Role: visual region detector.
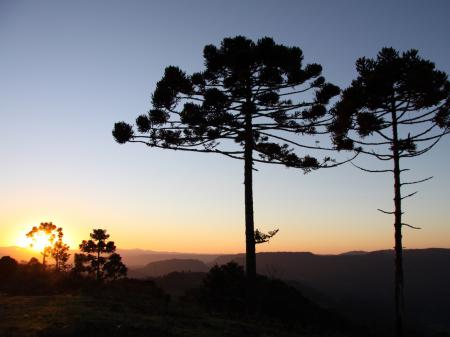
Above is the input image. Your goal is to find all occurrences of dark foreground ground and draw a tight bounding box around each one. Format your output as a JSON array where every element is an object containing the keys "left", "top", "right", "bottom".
[
  {"left": 3, "top": 255, "right": 447, "bottom": 337},
  {"left": 0, "top": 294, "right": 354, "bottom": 337}
]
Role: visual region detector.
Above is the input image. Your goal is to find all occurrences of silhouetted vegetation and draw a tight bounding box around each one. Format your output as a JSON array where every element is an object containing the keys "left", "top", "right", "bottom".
[
  {"left": 73, "top": 229, "right": 127, "bottom": 281},
  {"left": 26, "top": 222, "right": 69, "bottom": 268},
  {"left": 254, "top": 228, "right": 279, "bottom": 244},
  {"left": 194, "top": 262, "right": 351, "bottom": 330},
  {"left": 0, "top": 255, "right": 18, "bottom": 275},
  {"left": 51, "top": 228, "right": 71, "bottom": 272},
  {"left": 331, "top": 48, "right": 450, "bottom": 337}
]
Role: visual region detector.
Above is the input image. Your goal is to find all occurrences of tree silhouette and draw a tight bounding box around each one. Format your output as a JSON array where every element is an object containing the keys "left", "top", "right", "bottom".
[
  {"left": 26, "top": 222, "right": 60, "bottom": 268},
  {"left": 51, "top": 228, "right": 71, "bottom": 272},
  {"left": 254, "top": 228, "right": 279, "bottom": 244},
  {"left": 77, "top": 229, "right": 126, "bottom": 281},
  {"left": 0, "top": 256, "right": 18, "bottom": 278},
  {"left": 113, "top": 36, "right": 341, "bottom": 292},
  {"left": 26, "top": 257, "right": 42, "bottom": 273},
  {"left": 104, "top": 253, "right": 127, "bottom": 280},
  {"left": 330, "top": 48, "right": 450, "bottom": 337},
  {"left": 72, "top": 253, "right": 89, "bottom": 277}
]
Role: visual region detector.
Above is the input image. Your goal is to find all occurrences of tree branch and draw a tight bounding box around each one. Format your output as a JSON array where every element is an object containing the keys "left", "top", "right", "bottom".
[
  {"left": 351, "top": 162, "right": 392, "bottom": 173},
  {"left": 402, "top": 223, "right": 421, "bottom": 230},
  {"left": 401, "top": 176, "right": 433, "bottom": 186}
]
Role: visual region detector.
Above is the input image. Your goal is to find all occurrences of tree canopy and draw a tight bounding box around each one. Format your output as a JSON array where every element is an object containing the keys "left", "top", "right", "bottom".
[
  {"left": 113, "top": 36, "right": 340, "bottom": 169},
  {"left": 26, "top": 222, "right": 61, "bottom": 267}
]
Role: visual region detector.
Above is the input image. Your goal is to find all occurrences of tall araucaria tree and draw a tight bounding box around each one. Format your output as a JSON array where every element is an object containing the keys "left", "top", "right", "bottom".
[
  {"left": 113, "top": 36, "right": 341, "bottom": 290},
  {"left": 330, "top": 48, "right": 450, "bottom": 337}
]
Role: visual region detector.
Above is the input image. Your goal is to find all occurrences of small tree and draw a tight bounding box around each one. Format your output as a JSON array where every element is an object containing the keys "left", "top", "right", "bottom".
[
  {"left": 51, "top": 229, "right": 71, "bottom": 272},
  {"left": 26, "top": 222, "right": 60, "bottom": 267},
  {"left": 330, "top": 48, "right": 449, "bottom": 337},
  {"left": 113, "top": 36, "right": 341, "bottom": 292},
  {"left": 104, "top": 253, "right": 127, "bottom": 280},
  {"left": 77, "top": 229, "right": 126, "bottom": 281},
  {"left": 0, "top": 256, "right": 19, "bottom": 281},
  {"left": 72, "top": 253, "right": 89, "bottom": 277},
  {"left": 26, "top": 257, "right": 42, "bottom": 273}
]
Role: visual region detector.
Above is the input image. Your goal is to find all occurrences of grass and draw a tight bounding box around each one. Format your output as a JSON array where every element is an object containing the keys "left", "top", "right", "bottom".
[{"left": 0, "top": 294, "right": 349, "bottom": 337}]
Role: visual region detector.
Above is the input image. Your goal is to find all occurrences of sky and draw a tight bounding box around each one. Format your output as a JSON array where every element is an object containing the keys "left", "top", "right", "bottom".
[{"left": 1, "top": 0, "right": 449, "bottom": 254}]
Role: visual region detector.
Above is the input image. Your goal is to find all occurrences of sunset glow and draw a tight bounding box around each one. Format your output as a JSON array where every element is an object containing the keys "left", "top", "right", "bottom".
[
  {"left": 29, "top": 232, "right": 52, "bottom": 252},
  {"left": 17, "top": 232, "right": 51, "bottom": 252},
  {"left": 14, "top": 224, "right": 74, "bottom": 254}
]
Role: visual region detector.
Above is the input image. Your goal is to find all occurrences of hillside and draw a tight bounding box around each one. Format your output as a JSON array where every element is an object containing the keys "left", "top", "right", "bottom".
[
  {"left": 212, "top": 249, "right": 450, "bottom": 334},
  {"left": 0, "top": 246, "right": 37, "bottom": 263},
  {"left": 0, "top": 293, "right": 355, "bottom": 337},
  {"left": 129, "top": 258, "right": 209, "bottom": 278},
  {"left": 118, "top": 251, "right": 219, "bottom": 267}
]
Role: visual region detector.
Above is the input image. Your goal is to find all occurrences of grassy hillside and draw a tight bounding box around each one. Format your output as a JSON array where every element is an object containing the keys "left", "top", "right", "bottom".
[
  {"left": 0, "top": 294, "right": 354, "bottom": 337},
  {"left": 0, "top": 260, "right": 360, "bottom": 337}
]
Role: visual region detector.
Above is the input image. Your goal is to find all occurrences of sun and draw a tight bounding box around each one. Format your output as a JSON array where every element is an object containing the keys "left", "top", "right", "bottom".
[
  {"left": 31, "top": 232, "right": 52, "bottom": 251},
  {"left": 15, "top": 223, "right": 75, "bottom": 251},
  {"left": 17, "top": 232, "right": 52, "bottom": 251}
]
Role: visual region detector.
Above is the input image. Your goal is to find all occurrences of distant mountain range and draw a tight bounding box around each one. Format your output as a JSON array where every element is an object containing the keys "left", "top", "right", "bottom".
[
  {"left": 0, "top": 246, "right": 219, "bottom": 267},
  {"left": 117, "top": 250, "right": 218, "bottom": 267},
  {"left": 0, "top": 246, "right": 38, "bottom": 262},
  {"left": 127, "top": 248, "right": 450, "bottom": 335},
  {"left": 128, "top": 258, "right": 209, "bottom": 278}
]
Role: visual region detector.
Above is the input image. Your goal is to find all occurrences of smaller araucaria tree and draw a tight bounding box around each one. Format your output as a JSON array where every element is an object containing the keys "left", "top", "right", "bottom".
[
  {"left": 26, "top": 222, "right": 60, "bottom": 267},
  {"left": 330, "top": 48, "right": 449, "bottom": 337},
  {"left": 77, "top": 229, "right": 127, "bottom": 281}
]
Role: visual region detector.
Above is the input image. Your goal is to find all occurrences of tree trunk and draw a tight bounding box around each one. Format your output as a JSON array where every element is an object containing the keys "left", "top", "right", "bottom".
[
  {"left": 97, "top": 249, "right": 101, "bottom": 281},
  {"left": 42, "top": 249, "right": 46, "bottom": 269},
  {"left": 392, "top": 110, "right": 405, "bottom": 337},
  {"left": 244, "top": 101, "right": 256, "bottom": 310}
]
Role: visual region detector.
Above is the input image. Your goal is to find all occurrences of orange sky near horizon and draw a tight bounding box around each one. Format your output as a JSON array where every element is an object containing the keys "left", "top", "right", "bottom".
[{"left": 3, "top": 200, "right": 449, "bottom": 255}]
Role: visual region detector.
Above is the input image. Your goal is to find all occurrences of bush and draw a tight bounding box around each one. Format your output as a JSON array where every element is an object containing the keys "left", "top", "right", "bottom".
[{"left": 195, "top": 262, "right": 352, "bottom": 332}]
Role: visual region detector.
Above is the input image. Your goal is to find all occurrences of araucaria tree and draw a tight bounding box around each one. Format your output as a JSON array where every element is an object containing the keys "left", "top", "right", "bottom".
[
  {"left": 26, "top": 222, "right": 60, "bottom": 267},
  {"left": 77, "top": 229, "right": 127, "bottom": 281},
  {"left": 113, "top": 36, "right": 340, "bottom": 290},
  {"left": 330, "top": 48, "right": 450, "bottom": 337}
]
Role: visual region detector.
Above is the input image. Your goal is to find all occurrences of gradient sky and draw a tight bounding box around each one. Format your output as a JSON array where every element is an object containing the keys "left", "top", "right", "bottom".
[{"left": 1, "top": 0, "right": 449, "bottom": 254}]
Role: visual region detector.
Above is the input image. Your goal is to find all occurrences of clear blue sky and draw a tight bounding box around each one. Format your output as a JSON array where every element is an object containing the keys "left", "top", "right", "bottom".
[{"left": 1, "top": 0, "right": 449, "bottom": 253}]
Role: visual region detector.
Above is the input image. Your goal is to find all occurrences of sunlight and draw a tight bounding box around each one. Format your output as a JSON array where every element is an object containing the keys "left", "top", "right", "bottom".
[
  {"left": 15, "top": 239, "right": 28, "bottom": 249},
  {"left": 14, "top": 223, "right": 75, "bottom": 251},
  {"left": 19, "top": 232, "right": 52, "bottom": 251}
]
